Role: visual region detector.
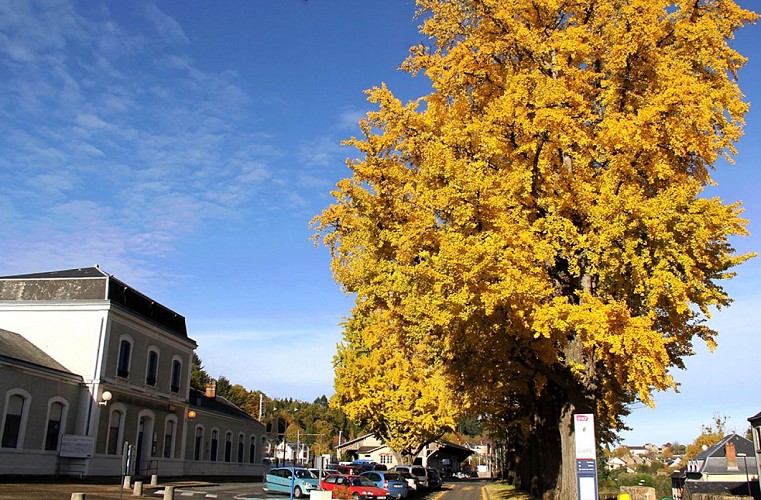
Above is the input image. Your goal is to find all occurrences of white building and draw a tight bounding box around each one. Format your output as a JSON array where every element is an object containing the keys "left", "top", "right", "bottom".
[{"left": 0, "top": 267, "right": 267, "bottom": 478}]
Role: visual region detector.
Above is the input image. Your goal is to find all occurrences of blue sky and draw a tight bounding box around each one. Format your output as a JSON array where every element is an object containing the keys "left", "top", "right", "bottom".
[{"left": 0, "top": 0, "right": 758, "bottom": 448}]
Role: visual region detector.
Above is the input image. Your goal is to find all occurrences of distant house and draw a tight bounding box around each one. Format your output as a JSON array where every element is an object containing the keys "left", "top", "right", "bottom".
[
  {"left": 607, "top": 456, "right": 627, "bottom": 471},
  {"left": 671, "top": 433, "right": 758, "bottom": 500},
  {"left": 628, "top": 445, "right": 649, "bottom": 456},
  {"left": 335, "top": 433, "right": 473, "bottom": 473},
  {"left": 0, "top": 267, "right": 266, "bottom": 478}
]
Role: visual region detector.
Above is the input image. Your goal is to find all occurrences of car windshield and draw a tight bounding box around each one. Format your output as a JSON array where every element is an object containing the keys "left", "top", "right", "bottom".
[
  {"left": 385, "top": 473, "right": 404, "bottom": 481},
  {"left": 352, "top": 477, "right": 376, "bottom": 486},
  {"left": 295, "top": 469, "right": 316, "bottom": 479}
]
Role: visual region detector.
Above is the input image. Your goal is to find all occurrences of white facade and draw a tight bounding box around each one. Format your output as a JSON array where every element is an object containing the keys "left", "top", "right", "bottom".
[{"left": 0, "top": 267, "right": 267, "bottom": 478}]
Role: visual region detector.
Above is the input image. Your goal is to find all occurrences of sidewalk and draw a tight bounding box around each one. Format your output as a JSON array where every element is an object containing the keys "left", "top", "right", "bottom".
[{"left": 0, "top": 478, "right": 217, "bottom": 499}]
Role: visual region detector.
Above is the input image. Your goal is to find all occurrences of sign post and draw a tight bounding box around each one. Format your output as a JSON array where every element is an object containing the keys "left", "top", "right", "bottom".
[{"left": 573, "top": 414, "right": 598, "bottom": 500}]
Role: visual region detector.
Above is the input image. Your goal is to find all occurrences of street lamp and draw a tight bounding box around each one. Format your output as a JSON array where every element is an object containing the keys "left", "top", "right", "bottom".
[
  {"left": 738, "top": 453, "right": 752, "bottom": 497},
  {"left": 99, "top": 391, "right": 113, "bottom": 406}
]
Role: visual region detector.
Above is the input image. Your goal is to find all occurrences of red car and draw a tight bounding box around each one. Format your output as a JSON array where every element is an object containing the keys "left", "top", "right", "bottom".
[{"left": 320, "top": 474, "right": 389, "bottom": 500}]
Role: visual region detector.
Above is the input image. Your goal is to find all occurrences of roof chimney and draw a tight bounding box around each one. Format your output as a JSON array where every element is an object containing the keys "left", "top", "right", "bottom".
[
  {"left": 205, "top": 381, "right": 217, "bottom": 399},
  {"left": 726, "top": 441, "right": 739, "bottom": 471}
]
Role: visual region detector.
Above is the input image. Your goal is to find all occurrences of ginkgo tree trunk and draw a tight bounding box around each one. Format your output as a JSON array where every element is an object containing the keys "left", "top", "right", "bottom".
[{"left": 313, "top": 0, "right": 757, "bottom": 498}]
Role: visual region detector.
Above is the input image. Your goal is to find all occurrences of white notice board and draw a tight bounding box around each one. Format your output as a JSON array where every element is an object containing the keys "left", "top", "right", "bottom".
[
  {"left": 573, "top": 414, "right": 596, "bottom": 459},
  {"left": 60, "top": 435, "right": 94, "bottom": 458}
]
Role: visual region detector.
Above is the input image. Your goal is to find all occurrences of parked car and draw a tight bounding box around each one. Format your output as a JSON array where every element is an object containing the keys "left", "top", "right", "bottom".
[
  {"left": 426, "top": 468, "right": 442, "bottom": 489},
  {"left": 321, "top": 474, "right": 390, "bottom": 499},
  {"left": 391, "top": 470, "right": 419, "bottom": 492},
  {"left": 332, "top": 464, "right": 366, "bottom": 475},
  {"left": 309, "top": 468, "right": 338, "bottom": 481},
  {"left": 351, "top": 460, "right": 383, "bottom": 472},
  {"left": 360, "top": 470, "right": 409, "bottom": 499},
  {"left": 392, "top": 465, "right": 430, "bottom": 489},
  {"left": 264, "top": 467, "right": 319, "bottom": 498}
]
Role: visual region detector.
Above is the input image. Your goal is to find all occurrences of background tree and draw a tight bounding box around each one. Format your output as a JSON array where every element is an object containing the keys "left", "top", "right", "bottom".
[
  {"left": 314, "top": 0, "right": 757, "bottom": 498},
  {"left": 330, "top": 315, "right": 460, "bottom": 462},
  {"left": 191, "top": 352, "right": 211, "bottom": 391},
  {"left": 685, "top": 414, "right": 727, "bottom": 459}
]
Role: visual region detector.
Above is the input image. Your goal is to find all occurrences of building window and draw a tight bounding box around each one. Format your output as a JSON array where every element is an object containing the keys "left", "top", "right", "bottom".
[
  {"left": 193, "top": 426, "right": 204, "bottom": 461},
  {"left": 1, "top": 393, "right": 28, "bottom": 448},
  {"left": 210, "top": 430, "right": 218, "bottom": 462},
  {"left": 107, "top": 407, "right": 125, "bottom": 455},
  {"left": 224, "top": 432, "right": 232, "bottom": 462},
  {"left": 44, "top": 401, "right": 65, "bottom": 451},
  {"left": 117, "top": 339, "right": 132, "bottom": 378},
  {"left": 163, "top": 418, "right": 175, "bottom": 458},
  {"left": 380, "top": 453, "right": 393, "bottom": 464},
  {"left": 237, "top": 433, "right": 245, "bottom": 463},
  {"left": 249, "top": 436, "right": 256, "bottom": 464},
  {"left": 146, "top": 349, "right": 159, "bottom": 386},
  {"left": 170, "top": 359, "right": 182, "bottom": 393}
]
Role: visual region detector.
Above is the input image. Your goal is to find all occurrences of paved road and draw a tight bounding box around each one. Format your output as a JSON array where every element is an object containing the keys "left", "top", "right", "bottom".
[
  {"left": 0, "top": 478, "right": 492, "bottom": 500},
  {"left": 154, "top": 479, "right": 489, "bottom": 500}
]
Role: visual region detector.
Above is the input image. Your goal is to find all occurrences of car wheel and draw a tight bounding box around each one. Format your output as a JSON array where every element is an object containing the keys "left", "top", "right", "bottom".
[
  {"left": 293, "top": 486, "right": 303, "bottom": 498},
  {"left": 352, "top": 493, "right": 360, "bottom": 500}
]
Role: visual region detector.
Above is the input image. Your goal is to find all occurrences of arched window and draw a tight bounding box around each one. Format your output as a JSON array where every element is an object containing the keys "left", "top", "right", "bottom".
[
  {"left": 224, "top": 431, "right": 232, "bottom": 462},
  {"left": 106, "top": 405, "right": 126, "bottom": 455},
  {"left": 249, "top": 435, "right": 256, "bottom": 464},
  {"left": 170, "top": 357, "right": 182, "bottom": 393},
  {"left": 193, "top": 426, "right": 204, "bottom": 461},
  {"left": 117, "top": 336, "right": 133, "bottom": 378},
  {"left": 1, "top": 390, "right": 30, "bottom": 449},
  {"left": 237, "top": 433, "right": 245, "bottom": 463},
  {"left": 163, "top": 416, "right": 177, "bottom": 458},
  {"left": 44, "top": 399, "right": 68, "bottom": 451},
  {"left": 145, "top": 348, "right": 159, "bottom": 386},
  {"left": 210, "top": 429, "right": 219, "bottom": 462}
]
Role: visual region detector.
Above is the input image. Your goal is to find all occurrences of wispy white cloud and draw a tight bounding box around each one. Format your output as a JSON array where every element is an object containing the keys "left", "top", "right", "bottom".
[
  {"left": 0, "top": 1, "right": 282, "bottom": 281},
  {"left": 192, "top": 325, "right": 342, "bottom": 400}
]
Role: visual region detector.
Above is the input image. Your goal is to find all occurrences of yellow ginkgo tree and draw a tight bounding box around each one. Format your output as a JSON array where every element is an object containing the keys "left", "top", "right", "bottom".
[{"left": 313, "top": 0, "right": 757, "bottom": 497}]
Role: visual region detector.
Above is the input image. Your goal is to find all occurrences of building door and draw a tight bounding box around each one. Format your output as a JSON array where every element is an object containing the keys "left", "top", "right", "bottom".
[{"left": 135, "top": 415, "right": 155, "bottom": 475}]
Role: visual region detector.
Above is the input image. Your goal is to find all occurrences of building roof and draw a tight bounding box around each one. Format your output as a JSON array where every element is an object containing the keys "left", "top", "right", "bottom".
[
  {"left": 0, "top": 328, "right": 81, "bottom": 380},
  {"left": 336, "top": 433, "right": 376, "bottom": 450},
  {"left": 0, "top": 266, "right": 192, "bottom": 341},
  {"left": 429, "top": 441, "right": 475, "bottom": 463},
  {"left": 683, "top": 481, "right": 759, "bottom": 497},
  {"left": 695, "top": 433, "right": 754, "bottom": 461},
  {"left": 748, "top": 410, "right": 761, "bottom": 425},
  {"left": 188, "top": 388, "right": 261, "bottom": 425},
  {"left": 686, "top": 433, "right": 756, "bottom": 478}
]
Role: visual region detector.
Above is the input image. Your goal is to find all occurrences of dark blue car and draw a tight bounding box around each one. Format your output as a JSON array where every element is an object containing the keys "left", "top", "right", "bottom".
[{"left": 360, "top": 470, "right": 409, "bottom": 499}]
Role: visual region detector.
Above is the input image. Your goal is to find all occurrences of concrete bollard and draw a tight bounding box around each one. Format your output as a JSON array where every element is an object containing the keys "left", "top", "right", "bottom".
[
  {"left": 122, "top": 475, "right": 132, "bottom": 489},
  {"left": 133, "top": 481, "right": 143, "bottom": 496},
  {"left": 163, "top": 485, "right": 175, "bottom": 500},
  {"left": 71, "top": 494, "right": 86, "bottom": 500},
  {"left": 151, "top": 474, "right": 159, "bottom": 486}
]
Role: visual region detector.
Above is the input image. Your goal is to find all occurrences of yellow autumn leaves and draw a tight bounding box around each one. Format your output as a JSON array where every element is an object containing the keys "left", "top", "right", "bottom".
[{"left": 313, "top": 0, "right": 757, "bottom": 457}]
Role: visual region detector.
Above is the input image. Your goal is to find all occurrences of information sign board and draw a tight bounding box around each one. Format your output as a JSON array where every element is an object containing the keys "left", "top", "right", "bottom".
[
  {"left": 573, "top": 414, "right": 598, "bottom": 500},
  {"left": 59, "top": 435, "right": 94, "bottom": 458}
]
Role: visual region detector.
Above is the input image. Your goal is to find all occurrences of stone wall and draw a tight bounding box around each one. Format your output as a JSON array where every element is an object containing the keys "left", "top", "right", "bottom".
[{"left": 620, "top": 486, "right": 656, "bottom": 500}]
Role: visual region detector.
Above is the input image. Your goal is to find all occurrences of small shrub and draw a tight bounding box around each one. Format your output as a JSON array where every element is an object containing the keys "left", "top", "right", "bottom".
[{"left": 332, "top": 484, "right": 352, "bottom": 499}]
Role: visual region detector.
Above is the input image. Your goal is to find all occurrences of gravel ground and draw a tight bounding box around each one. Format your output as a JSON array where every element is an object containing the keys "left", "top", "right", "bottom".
[{"left": 0, "top": 480, "right": 128, "bottom": 499}]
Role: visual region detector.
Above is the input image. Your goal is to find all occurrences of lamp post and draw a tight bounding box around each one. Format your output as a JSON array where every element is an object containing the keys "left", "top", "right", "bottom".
[{"left": 738, "top": 453, "right": 752, "bottom": 497}]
